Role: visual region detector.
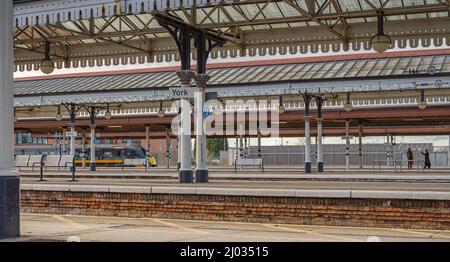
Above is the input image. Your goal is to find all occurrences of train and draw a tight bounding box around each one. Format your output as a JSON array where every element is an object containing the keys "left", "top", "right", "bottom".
[{"left": 14, "top": 144, "right": 157, "bottom": 167}]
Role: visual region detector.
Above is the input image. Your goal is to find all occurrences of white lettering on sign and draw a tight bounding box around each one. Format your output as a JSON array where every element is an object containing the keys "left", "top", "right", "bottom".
[{"left": 170, "top": 88, "right": 194, "bottom": 98}]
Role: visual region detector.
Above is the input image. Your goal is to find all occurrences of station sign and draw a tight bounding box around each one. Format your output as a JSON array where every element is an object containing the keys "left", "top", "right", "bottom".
[
  {"left": 170, "top": 87, "right": 194, "bottom": 99},
  {"left": 66, "top": 131, "right": 78, "bottom": 138}
]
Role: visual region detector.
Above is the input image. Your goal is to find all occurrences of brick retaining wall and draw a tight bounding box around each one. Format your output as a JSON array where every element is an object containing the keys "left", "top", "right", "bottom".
[{"left": 20, "top": 190, "right": 450, "bottom": 230}]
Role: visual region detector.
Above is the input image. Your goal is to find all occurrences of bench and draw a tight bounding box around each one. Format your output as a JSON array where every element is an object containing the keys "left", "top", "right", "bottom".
[
  {"left": 14, "top": 155, "right": 45, "bottom": 171},
  {"left": 14, "top": 155, "right": 30, "bottom": 171},
  {"left": 121, "top": 158, "right": 147, "bottom": 171},
  {"left": 234, "top": 158, "right": 264, "bottom": 172},
  {"left": 39, "top": 154, "right": 75, "bottom": 171}
]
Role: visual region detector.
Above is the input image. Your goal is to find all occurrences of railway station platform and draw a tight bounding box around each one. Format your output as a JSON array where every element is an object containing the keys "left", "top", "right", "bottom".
[
  {"left": 18, "top": 168, "right": 450, "bottom": 183},
  {"left": 18, "top": 169, "right": 450, "bottom": 231},
  {"left": 6, "top": 214, "right": 450, "bottom": 242}
]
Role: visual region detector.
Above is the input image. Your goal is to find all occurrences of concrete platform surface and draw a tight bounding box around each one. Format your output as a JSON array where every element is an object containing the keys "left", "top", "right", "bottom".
[
  {"left": 4, "top": 214, "right": 450, "bottom": 242},
  {"left": 20, "top": 177, "right": 450, "bottom": 193},
  {"left": 19, "top": 169, "right": 450, "bottom": 183}
]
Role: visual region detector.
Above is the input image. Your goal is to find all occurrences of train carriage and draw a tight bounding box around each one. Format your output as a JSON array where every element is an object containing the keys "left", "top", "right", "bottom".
[{"left": 14, "top": 144, "right": 157, "bottom": 167}]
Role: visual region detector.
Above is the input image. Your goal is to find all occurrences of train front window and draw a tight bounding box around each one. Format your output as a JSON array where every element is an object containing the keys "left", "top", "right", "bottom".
[{"left": 123, "top": 149, "right": 134, "bottom": 159}]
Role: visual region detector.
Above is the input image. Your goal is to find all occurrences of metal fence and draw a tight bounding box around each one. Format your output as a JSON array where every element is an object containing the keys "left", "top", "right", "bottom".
[{"left": 244, "top": 145, "right": 449, "bottom": 167}]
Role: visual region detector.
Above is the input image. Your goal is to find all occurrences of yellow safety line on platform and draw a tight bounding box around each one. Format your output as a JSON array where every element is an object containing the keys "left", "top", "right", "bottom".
[
  {"left": 143, "top": 217, "right": 324, "bottom": 241},
  {"left": 149, "top": 218, "right": 214, "bottom": 236},
  {"left": 51, "top": 215, "right": 90, "bottom": 230},
  {"left": 262, "top": 224, "right": 362, "bottom": 242},
  {"left": 389, "top": 228, "right": 450, "bottom": 239},
  {"left": 25, "top": 214, "right": 450, "bottom": 241}
]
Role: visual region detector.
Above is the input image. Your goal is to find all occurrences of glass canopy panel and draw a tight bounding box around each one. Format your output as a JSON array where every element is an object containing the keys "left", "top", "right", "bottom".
[
  {"left": 290, "top": 63, "right": 315, "bottom": 80},
  {"left": 259, "top": 64, "right": 290, "bottom": 82},
  {"left": 240, "top": 66, "right": 270, "bottom": 83},
  {"left": 337, "top": 0, "right": 363, "bottom": 12},
  {"left": 380, "top": 58, "right": 400, "bottom": 76},
  {"left": 428, "top": 12, "right": 448, "bottom": 18},
  {"left": 302, "top": 63, "right": 324, "bottom": 79},
  {"left": 345, "top": 60, "right": 368, "bottom": 78},
  {"left": 211, "top": 68, "right": 240, "bottom": 84},
  {"left": 333, "top": 61, "right": 357, "bottom": 78},
  {"left": 251, "top": 65, "right": 278, "bottom": 82},
  {"left": 220, "top": 67, "right": 251, "bottom": 84},
  {"left": 407, "top": 56, "right": 424, "bottom": 71},
  {"left": 385, "top": 0, "right": 438, "bottom": 9},
  {"left": 197, "top": 8, "right": 210, "bottom": 24},
  {"left": 417, "top": 56, "right": 434, "bottom": 72},
  {"left": 442, "top": 56, "right": 450, "bottom": 72},
  {"left": 406, "top": 13, "right": 428, "bottom": 20},
  {"left": 430, "top": 55, "right": 446, "bottom": 71},
  {"left": 347, "top": 18, "right": 366, "bottom": 24},
  {"left": 322, "top": 61, "right": 345, "bottom": 78},
  {"left": 277, "top": 64, "right": 305, "bottom": 81},
  {"left": 391, "top": 57, "right": 412, "bottom": 75},
  {"left": 274, "top": 2, "right": 300, "bottom": 18},
  {"left": 239, "top": 4, "right": 261, "bottom": 20},
  {"left": 313, "top": 62, "right": 334, "bottom": 79},
  {"left": 222, "top": 6, "right": 248, "bottom": 22},
  {"left": 261, "top": 3, "right": 284, "bottom": 19},
  {"left": 368, "top": 59, "right": 389, "bottom": 77}
]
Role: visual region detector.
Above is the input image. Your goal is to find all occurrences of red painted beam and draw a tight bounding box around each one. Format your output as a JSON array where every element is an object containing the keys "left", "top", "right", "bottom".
[
  {"left": 29, "top": 126, "right": 450, "bottom": 139},
  {"left": 15, "top": 105, "right": 450, "bottom": 130}
]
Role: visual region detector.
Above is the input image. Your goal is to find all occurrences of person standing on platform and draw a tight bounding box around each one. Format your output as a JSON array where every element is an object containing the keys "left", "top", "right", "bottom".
[
  {"left": 421, "top": 149, "right": 431, "bottom": 169},
  {"left": 407, "top": 147, "right": 414, "bottom": 170}
]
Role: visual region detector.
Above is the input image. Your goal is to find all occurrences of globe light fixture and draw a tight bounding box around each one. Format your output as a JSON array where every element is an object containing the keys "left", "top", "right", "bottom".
[
  {"left": 418, "top": 90, "right": 428, "bottom": 110},
  {"left": 104, "top": 104, "right": 112, "bottom": 119},
  {"left": 344, "top": 93, "right": 353, "bottom": 112},
  {"left": 40, "top": 41, "right": 55, "bottom": 74},
  {"left": 370, "top": 11, "right": 392, "bottom": 53},
  {"left": 55, "top": 106, "right": 63, "bottom": 121}
]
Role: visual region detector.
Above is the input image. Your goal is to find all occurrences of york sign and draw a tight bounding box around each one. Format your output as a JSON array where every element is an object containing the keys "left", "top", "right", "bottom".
[{"left": 170, "top": 88, "right": 194, "bottom": 99}]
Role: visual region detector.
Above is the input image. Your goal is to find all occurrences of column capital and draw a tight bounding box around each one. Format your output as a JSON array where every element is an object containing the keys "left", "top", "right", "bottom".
[
  {"left": 194, "top": 74, "right": 210, "bottom": 88},
  {"left": 177, "top": 70, "right": 195, "bottom": 86}
]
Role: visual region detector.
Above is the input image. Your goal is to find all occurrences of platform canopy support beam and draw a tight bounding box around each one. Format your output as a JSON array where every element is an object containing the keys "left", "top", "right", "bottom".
[
  {"left": 156, "top": 14, "right": 225, "bottom": 183},
  {"left": 359, "top": 122, "right": 364, "bottom": 169},
  {"left": 345, "top": 120, "right": 351, "bottom": 171},
  {"left": 166, "top": 127, "right": 171, "bottom": 169},
  {"left": 302, "top": 93, "right": 312, "bottom": 174},
  {"left": 0, "top": 0, "right": 20, "bottom": 239},
  {"left": 86, "top": 107, "right": 104, "bottom": 172},
  {"left": 315, "top": 96, "right": 324, "bottom": 173}
]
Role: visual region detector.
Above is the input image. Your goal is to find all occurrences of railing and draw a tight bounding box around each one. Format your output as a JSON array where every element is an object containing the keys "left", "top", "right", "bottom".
[
  {"left": 371, "top": 160, "right": 425, "bottom": 172},
  {"left": 245, "top": 151, "right": 449, "bottom": 167}
]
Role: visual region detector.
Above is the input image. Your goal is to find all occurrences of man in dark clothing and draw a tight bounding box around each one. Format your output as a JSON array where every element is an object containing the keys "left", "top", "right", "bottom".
[
  {"left": 406, "top": 148, "right": 414, "bottom": 170},
  {"left": 421, "top": 149, "right": 431, "bottom": 169}
]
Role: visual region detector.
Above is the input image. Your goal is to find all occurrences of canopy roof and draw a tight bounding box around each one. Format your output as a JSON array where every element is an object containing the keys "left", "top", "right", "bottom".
[
  {"left": 14, "top": 49, "right": 450, "bottom": 96},
  {"left": 13, "top": 0, "right": 450, "bottom": 72},
  {"left": 11, "top": 49, "right": 450, "bottom": 112}
]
